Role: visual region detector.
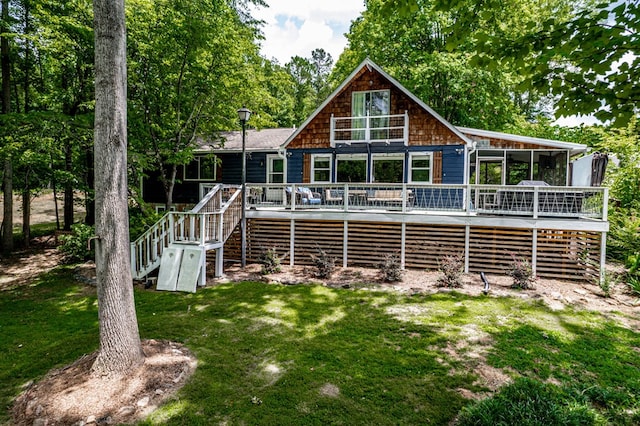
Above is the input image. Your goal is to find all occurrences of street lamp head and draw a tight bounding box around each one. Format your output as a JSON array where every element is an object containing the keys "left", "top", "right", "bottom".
[{"left": 237, "top": 107, "right": 252, "bottom": 123}]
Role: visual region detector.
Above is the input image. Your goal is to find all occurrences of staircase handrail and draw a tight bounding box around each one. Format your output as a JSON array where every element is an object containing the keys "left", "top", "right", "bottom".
[{"left": 130, "top": 184, "right": 243, "bottom": 279}]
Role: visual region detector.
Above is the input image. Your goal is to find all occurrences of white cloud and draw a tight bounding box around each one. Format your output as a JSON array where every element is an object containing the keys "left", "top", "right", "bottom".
[{"left": 251, "top": 0, "right": 364, "bottom": 65}]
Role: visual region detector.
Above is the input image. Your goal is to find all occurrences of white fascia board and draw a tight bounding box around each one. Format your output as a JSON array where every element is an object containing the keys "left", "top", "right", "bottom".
[{"left": 457, "top": 126, "right": 588, "bottom": 155}]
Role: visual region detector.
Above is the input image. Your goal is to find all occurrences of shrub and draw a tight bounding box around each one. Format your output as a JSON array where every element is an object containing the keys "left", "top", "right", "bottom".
[
  {"left": 436, "top": 255, "right": 464, "bottom": 288},
  {"left": 625, "top": 253, "right": 640, "bottom": 296},
  {"left": 507, "top": 254, "right": 535, "bottom": 289},
  {"left": 259, "top": 247, "right": 282, "bottom": 275},
  {"left": 457, "top": 378, "right": 600, "bottom": 425},
  {"left": 58, "top": 224, "right": 95, "bottom": 263},
  {"left": 379, "top": 252, "right": 402, "bottom": 282},
  {"left": 310, "top": 246, "right": 335, "bottom": 279}
]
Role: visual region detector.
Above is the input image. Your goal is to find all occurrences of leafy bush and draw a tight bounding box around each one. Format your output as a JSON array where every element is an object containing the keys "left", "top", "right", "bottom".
[
  {"left": 379, "top": 252, "right": 402, "bottom": 282},
  {"left": 129, "top": 206, "right": 164, "bottom": 241},
  {"left": 607, "top": 211, "right": 640, "bottom": 261},
  {"left": 58, "top": 224, "right": 95, "bottom": 263},
  {"left": 507, "top": 254, "right": 535, "bottom": 289},
  {"left": 259, "top": 247, "right": 282, "bottom": 275},
  {"left": 457, "top": 378, "right": 600, "bottom": 425},
  {"left": 625, "top": 253, "right": 640, "bottom": 296},
  {"left": 310, "top": 246, "right": 335, "bottom": 278},
  {"left": 436, "top": 255, "right": 463, "bottom": 288}
]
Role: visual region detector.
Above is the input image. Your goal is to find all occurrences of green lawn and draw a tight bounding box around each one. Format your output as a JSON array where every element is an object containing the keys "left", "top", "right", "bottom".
[{"left": 1, "top": 269, "right": 639, "bottom": 425}]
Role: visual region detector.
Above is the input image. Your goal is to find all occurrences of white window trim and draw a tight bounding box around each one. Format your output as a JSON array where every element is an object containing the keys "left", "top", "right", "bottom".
[
  {"left": 408, "top": 152, "right": 433, "bottom": 183},
  {"left": 371, "top": 153, "right": 405, "bottom": 183},
  {"left": 311, "top": 154, "right": 332, "bottom": 183},
  {"left": 335, "top": 153, "right": 368, "bottom": 183},
  {"left": 266, "top": 154, "right": 286, "bottom": 184},
  {"left": 183, "top": 155, "right": 217, "bottom": 181}
]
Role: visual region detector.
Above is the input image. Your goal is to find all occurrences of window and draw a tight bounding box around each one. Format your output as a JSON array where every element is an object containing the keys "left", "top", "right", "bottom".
[
  {"left": 267, "top": 155, "right": 285, "bottom": 183},
  {"left": 312, "top": 154, "right": 332, "bottom": 183},
  {"left": 352, "top": 90, "right": 390, "bottom": 140},
  {"left": 372, "top": 154, "right": 404, "bottom": 183},
  {"left": 409, "top": 153, "right": 432, "bottom": 183},
  {"left": 184, "top": 155, "right": 217, "bottom": 181},
  {"left": 336, "top": 154, "right": 367, "bottom": 183}
]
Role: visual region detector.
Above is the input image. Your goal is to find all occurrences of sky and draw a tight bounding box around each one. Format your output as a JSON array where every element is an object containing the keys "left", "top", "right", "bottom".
[{"left": 250, "top": 0, "right": 365, "bottom": 65}]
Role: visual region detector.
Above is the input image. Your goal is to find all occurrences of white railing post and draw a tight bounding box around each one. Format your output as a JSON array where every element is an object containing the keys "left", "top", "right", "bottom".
[
  {"left": 402, "top": 183, "right": 407, "bottom": 214},
  {"left": 533, "top": 187, "right": 539, "bottom": 219},
  {"left": 403, "top": 111, "right": 409, "bottom": 145},
  {"left": 169, "top": 213, "right": 175, "bottom": 244},
  {"left": 601, "top": 188, "right": 608, "bottom": 221},
  {"left": 330, "top": 114, "right": 335, "bottom": 147},
  {"left": 365, "top": 115, "right": 371, "bottom": 141},
  {"left": 200, "top": 214, "right": 206, "bottom": 244},
  {"left": 218, "top": 212, "right": 224, "bottom": 242},
  {"left": 344, "top": 183, "right": 349, "bottom": 212}
]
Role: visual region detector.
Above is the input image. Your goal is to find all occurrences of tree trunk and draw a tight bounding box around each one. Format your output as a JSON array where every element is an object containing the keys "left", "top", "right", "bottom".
[
  {"left": 91, "top": 0, "right": 143, "bottom": 376},
  {"left": 1, "top": 0, "right": 9, "bottom": 114},
  {"left": 21, "top": 188, "right": 30, "bottom": 248},
  {"left": 1, "top": 158, "right": 12, "bottom": 253},
  {"left": 1, "top": 0, "right": 13, "bottom": 254},
  {"left": 64, "top": 141, "right": 74, "bottom": 230}
]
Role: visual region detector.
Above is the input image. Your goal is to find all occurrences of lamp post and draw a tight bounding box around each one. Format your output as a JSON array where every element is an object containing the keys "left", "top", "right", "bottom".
[{"left": 237, "top": 107, "right": 251, "bottom": 267}]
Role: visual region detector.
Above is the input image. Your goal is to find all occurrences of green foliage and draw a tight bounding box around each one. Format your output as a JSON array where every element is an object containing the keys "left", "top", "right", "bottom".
[
  {"left": 310, "top": 245, "right": 335, "bottom": 279},
  {"left": 378, "top": 252, "right": 403, "bottom": 282},
  {"left": 333, "top": 0, "right": 577, "bottom": 128},
  {"left": 58, "top": 223, "right": 95, "bottom": 263},
  {"left": 506, "top": 254, "right": 535, "bottom": 289},
  {"left": 258, "top": 247, "right": 282, "bottom": 275},
  {"left": 436, "top": 254, "right": 464, "bottom": 288},
  {"left": 457, "top": 378, "right": 601, "bottom": 425},
  {"left": 128, "top": 206, "right": 163, "bottom": 241}
]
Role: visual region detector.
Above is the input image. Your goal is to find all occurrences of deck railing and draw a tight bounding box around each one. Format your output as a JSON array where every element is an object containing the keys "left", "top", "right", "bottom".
[
  {"left": 130, "top": 185, "right": 242, "bottom": 279},
  {"left": 246, "top": 183, "right": 608, "bottom": 220},
  {"left": 330, "top": 112, "right": 408, "bottom": 146}
]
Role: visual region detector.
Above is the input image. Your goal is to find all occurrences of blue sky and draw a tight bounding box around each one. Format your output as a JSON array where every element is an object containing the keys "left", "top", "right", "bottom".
[{"left": 251, "top": 0, "right": 364, "bottom": 65}]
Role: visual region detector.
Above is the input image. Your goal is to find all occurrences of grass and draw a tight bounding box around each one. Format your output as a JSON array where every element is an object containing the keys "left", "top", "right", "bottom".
[{"left": 1, "top": 270, "right": 639, "bottom": 425}]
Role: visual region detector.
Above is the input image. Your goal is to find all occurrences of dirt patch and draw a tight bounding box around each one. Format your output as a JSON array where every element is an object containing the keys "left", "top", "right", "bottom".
[{"left": 12, "top": 340, "right": 197, "bottom": 426}]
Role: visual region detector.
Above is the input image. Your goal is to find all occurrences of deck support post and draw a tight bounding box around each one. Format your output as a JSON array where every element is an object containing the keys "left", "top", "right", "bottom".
[
  {"left": 215, "top": 247, "right": 224, "bottom": 278},
  {"left": 400, "top": 222, "right": 406, "bottom": 269},
  {"left": 531, "top": 229, "right": 538, "bottom": 277},
  {"left": 290, "top": 219, "right": 295, "bottom": 267},
  {"left": 199, "top": 247, "right": 207, "bottom": 286},
  {"left": 464, "top": 225, "right": 470, "bottom": 273},
  {"left": 343, "top": 220, "right": 348, "bottom": 268},
  {"left": 600, "top": 231, "right": 607, "bottom": 284}
]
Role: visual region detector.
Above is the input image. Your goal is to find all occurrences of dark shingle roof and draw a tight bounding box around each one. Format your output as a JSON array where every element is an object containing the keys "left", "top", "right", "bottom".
[{"left": 195, "top": 128, "right": 295, "bottom": 153}]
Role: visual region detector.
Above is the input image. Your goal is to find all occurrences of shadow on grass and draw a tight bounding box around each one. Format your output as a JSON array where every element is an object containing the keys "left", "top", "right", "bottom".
[{"left": 2, "top": 273, "right": 639, "bottom": 425}]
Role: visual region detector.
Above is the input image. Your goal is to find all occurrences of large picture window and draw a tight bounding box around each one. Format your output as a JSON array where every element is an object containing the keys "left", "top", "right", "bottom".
[
  {"left": 372, "top": 154, "right": 404, "bottom": 183},
  {"left": 336, "top": 154, "right": 367, "bottom": 183},
  {"left": 312, "top": 154, "right": 332, "bottom": 183},
  {"left": 409, "top": 153, "right": 432, "bottom": 183},
  {"left": 184, "top": 155, "right": 217, "bottom": 181}
]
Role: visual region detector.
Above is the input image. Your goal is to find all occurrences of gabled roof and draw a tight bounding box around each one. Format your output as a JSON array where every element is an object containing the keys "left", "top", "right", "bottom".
[
  {"left": 195, "top": 128, "right": 294, "bottom": 153},
  {"left": 282, "top": 58, "right": 474, "bottom": 148},
  {"left": 457, "top": 127, "right": 588, "bottom": 155}
]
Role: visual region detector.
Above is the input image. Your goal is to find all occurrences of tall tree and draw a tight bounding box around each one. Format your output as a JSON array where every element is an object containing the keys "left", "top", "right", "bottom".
[
  {"left": 127, "top": 0, "right": 272, "bottom": 209},
  {"left": 91, "top": 0, "right": 143, "bottom": 375},
  {"left": 1, "top": 0, "right": 13, "bottom": 253},
  {"left": 383, "top": 0, "right": 636, "bottom": 126}
]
